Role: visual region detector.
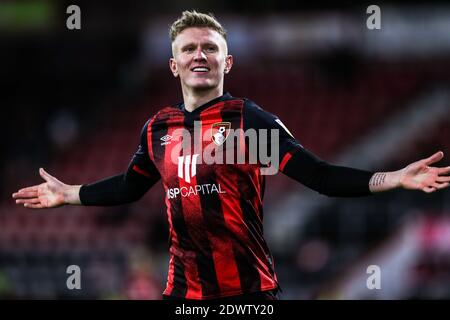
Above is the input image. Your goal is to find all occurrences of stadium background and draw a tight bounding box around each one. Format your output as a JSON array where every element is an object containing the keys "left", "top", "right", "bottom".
[{"left": 1, "top": 0, "right": 449, "bottom": 299}]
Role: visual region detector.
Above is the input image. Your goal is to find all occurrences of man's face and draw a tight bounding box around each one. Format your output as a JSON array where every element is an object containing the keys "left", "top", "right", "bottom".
[{"left": 170, "top": 27, "right": 233, "bottom": 92}]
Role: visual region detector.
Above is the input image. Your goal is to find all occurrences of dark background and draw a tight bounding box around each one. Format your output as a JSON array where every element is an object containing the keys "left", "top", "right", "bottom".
[{"left": 1, "top": 0, "right": 449, "bottom": 299}]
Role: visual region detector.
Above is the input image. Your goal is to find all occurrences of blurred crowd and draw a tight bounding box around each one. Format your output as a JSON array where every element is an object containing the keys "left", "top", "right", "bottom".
[{"left": 1, "top": 1, "right": 449, "bottom": 299}]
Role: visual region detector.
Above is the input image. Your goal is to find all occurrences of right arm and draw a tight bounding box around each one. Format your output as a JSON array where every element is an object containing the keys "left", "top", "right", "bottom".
[
  {"left": 12, "top": 119, "right": 160, "bottom": 208},
  {"left": 78, "top": 163, "right": 160, "bottom": 206},
  {"left": 12, "top": 168, "right": 83, "bottom": 209}
]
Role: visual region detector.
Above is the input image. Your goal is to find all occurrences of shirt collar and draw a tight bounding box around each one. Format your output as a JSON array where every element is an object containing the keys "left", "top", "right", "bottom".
[{"left": 179, "top": 92, "right": 234, "bottom": 114}]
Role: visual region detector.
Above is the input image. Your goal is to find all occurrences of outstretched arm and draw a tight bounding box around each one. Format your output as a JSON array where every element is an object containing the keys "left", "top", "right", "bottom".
[
  {"left": 12, "top": 168, "right": 82, "bottom": 208},
  {"left": 12, "top": 165, "right": 160, "bottom": 208},
  {"left": 242, "top": 101, "right": 449, "bottom": 196},
  {"left": 281, "top": 147, "right": 374, "bottom": 197},
  {"left": 281, "top": 147, "right": 450, "bottom": 197},
  {"left": 12, "top": 119, "right": 160, "bottom": 208},
  {"left": 368, "top": 151, "right": 450, "bottom": 193},
  {"left": 78, "top": 166, "right": 159, "bottom": 206}
]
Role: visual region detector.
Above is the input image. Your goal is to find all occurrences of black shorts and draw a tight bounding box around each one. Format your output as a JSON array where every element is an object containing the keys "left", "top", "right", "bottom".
[{"left": 163, "top": 288, "right": 280, "bottom": 301}]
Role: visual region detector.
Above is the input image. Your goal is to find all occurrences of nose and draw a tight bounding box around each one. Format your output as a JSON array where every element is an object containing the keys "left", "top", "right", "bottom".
[{"left": 194, "top": 48, "right": 207, "bottom": 62}]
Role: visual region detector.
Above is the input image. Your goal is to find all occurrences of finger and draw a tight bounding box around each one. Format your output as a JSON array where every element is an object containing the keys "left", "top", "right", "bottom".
[
  {"left": 423, "top": 186, "right": 436, "bottom": 193},
  {"left": 23, "top": 203, "right": 45, "bottom": 209},
  {"left": 39, "top": 168, "right": 54, "bottom": 182},
  {"left": 40, "top": 168, "right": 63, "bottom": 184},
  {"left": 16, "top": 198, "right": 41, "bottom": 205},
  {"left": 432, "top": 182, "right": 449, "bottom": 190},
  {"left": 438, "top": 166, "right": 450, "bottom": 175},
  {"left": 424, "top": 151, "right": 444, "bottom": 165},
  {"left": 15, "top": 185, "right": 39, "bottom": 194},
  {"left": 39, "top": 168, "right": 61, "bottom": 183},
  {"left": 12, "top": 191, "right": 38, "bottom": 199},
  {"left": 437, "top": 176, "right": 450, "bottom": 183}
]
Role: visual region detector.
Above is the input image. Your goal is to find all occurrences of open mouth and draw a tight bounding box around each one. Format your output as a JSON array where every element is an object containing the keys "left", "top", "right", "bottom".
[{"left": 191, "top": 66, "right": 210, "bottom": 73}]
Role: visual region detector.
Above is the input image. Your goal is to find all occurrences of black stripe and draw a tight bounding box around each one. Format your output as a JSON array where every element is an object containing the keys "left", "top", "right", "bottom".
[
  {"left": 170, "top": 256, "right": 188, "bottom": 297},
  {"left": 236, "top": 199, "right": 263, "bottom": 293},
  {"left": 256, "top": 197, "right": 276, "bottom": 279}
]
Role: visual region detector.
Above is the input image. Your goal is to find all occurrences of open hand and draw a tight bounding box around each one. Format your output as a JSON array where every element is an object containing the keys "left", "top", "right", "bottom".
[
  {"left": 399, "top": 151, "right": 450, "bottom": 193},
  {"left": 12, "top": 168, "right": 74, "bottom": 208}
]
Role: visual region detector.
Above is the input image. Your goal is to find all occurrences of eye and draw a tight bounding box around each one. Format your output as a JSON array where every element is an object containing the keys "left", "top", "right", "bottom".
[
  {"left": 183, "top": 46, "right": 195, "bottom": 53},
  {"left": 206, "top": 46, "right": 217, "bottom": 53}
]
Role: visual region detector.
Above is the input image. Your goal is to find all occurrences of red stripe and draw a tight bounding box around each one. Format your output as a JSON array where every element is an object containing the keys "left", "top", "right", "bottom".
[
  {"left": 147, "top": 114, "right": 158, "bottom": 163},
  {"left": 132, "top": 165, "right": 152, "bottom": 178},
  {"left": 217, "top": 166, "right": 275, "bottom": 291},
  {"left": 166, "top": 114, "right": 204, "bottom": 299},
  {"left": 252, "top": 167, "right": 264, "bottom": 221},
  {"left": 162, "top": 116, "right": 184, "bottom": 296},
  {"left": 216, "top": 102, "right": 275, "bottom": 291},
  {"left": 163, "top": 253, "right": 175, "bottom": 296},
  {"left": 200, "top": 106, "right": 242, "bottom": 293},
  {"left": 279, "top": 152, "right": 293, "bottom": 172},
  {"left": 178, "top": 174, "right": 204, "bottom": 299}
]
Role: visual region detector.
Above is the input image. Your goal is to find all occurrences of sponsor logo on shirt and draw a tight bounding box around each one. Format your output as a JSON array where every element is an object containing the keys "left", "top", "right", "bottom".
[
  {"left": 178, "top": 154, "right": 199, "bottom": 183},
  {"left": 167, "top": 183, "right": 226, "bottom": 199},
  {"left": 160, "top": 134, "right": 173, "bottom": 146},
  {"left": 167, "top": 153, "right": 226, "bottom": 199}
]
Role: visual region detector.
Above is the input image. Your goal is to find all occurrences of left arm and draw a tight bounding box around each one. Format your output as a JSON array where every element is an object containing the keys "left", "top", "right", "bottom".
[
  {"left": 281, "top": 147, "right": 374, "bottom": 197},
  {"left": 242, "top": 100, "right": 450, "bottom": 196},
  {"left": 282, "top": 149, "right": 450, "bottom": 196},
  {"left": 368, "top": 151, "right": 450, "bottom": 193}
]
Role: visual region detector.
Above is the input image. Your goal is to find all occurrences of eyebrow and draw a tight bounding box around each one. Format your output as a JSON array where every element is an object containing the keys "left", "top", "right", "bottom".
[{"left": 180, "top": 42, "right": 219, "bottom": 50}]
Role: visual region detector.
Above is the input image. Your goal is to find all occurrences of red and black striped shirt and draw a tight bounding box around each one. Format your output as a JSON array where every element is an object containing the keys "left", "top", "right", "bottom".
[
  {"left": 130, "top": 92, "right": 300, "bottom": 299},
  {"left": 80, "top": 92, "right": 373, "bottom": 299}
]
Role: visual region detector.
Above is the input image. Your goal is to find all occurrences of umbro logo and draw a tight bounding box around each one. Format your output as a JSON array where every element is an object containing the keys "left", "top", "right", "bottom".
[{"left": 160, "top": 134, "right": 173, "bottom": 146}]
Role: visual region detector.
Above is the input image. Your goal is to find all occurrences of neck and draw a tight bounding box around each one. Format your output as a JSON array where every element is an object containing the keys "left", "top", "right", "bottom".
[{"left": 182, "top": 86, "right": 223, "bottom": 112}]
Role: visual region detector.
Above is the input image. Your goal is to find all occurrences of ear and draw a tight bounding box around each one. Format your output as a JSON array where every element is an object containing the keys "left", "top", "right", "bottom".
[
  {"left": 169, "top": 58, "right": 179, "bottom": 77},
  {"left": 224, "top": 54, "right": 233, "bottom": 74}
]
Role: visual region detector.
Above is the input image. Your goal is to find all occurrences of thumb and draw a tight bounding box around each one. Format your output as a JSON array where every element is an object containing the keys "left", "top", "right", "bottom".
[
  {"left": 423, "top": 151, "right": 444, "bottom": 165},
  {"left": 39, "top": 168, "right": 55, "bottom": 182}
]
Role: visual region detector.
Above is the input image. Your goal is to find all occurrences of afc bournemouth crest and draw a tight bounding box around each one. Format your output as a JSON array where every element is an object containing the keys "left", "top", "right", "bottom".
[{"left": 211, "top": 122, "right": 231, "bottom": 146}]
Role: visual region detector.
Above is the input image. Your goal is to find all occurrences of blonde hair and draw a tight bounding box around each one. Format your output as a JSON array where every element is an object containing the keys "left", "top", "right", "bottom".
[{"left": 169, "top": 10, "right": 227, "bottom": 42}]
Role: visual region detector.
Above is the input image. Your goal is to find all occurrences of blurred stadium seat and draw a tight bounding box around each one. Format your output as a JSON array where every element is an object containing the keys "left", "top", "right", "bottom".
[{"left": 1, "top": 3, "right": 449, "bottom": 299}]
